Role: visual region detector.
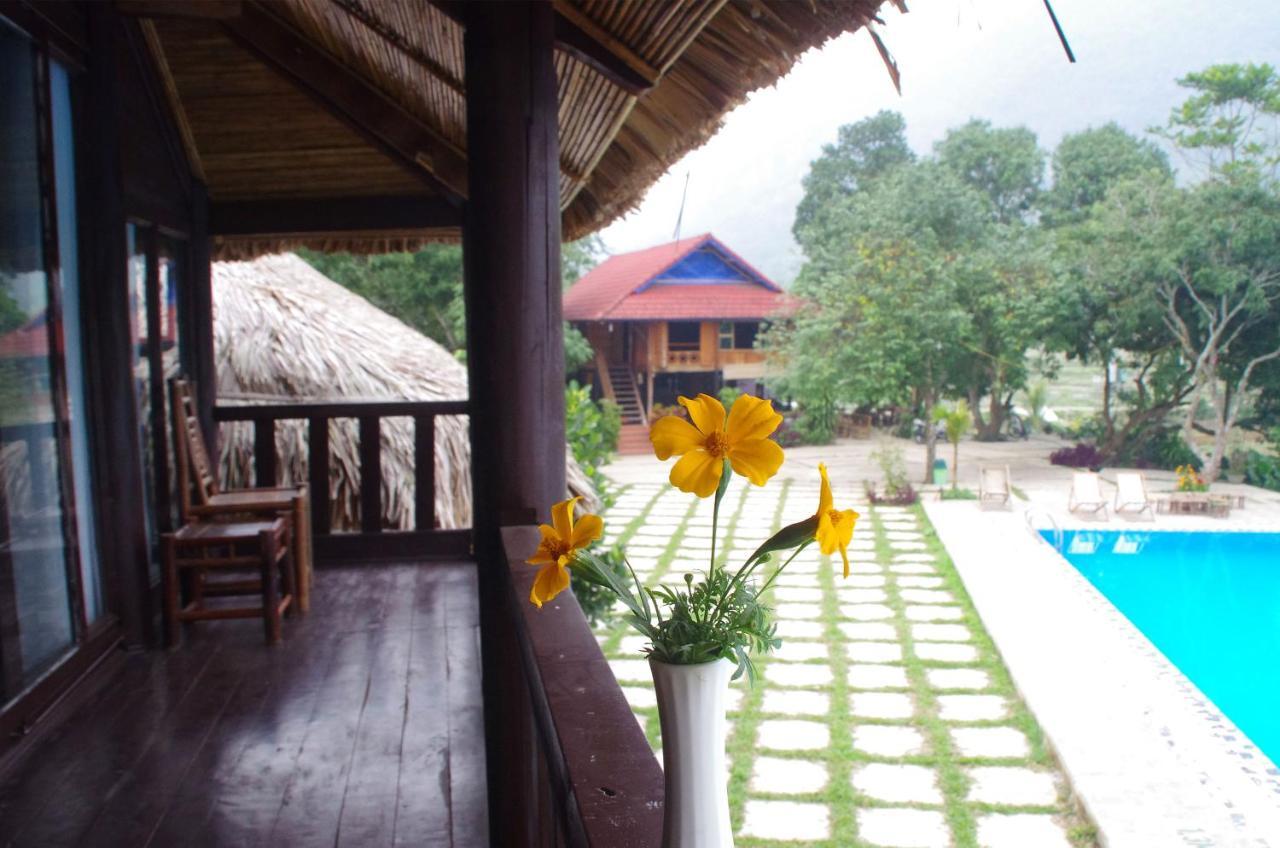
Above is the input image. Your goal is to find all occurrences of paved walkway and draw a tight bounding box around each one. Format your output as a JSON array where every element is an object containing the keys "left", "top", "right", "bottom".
[{"left": 596, "top": 462, "right": 1092, "bottom": 847}]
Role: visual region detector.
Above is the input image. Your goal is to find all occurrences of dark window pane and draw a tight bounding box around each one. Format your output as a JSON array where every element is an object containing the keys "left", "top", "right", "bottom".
[
  {"left": 734, "top": 322, "right": 758, "bottom": 349},
  {"left": 0, "top": 28, "right": 76, "bottom": 701},
  {"left": 668, "top": 321, "right": 700, "bottom": 350}
]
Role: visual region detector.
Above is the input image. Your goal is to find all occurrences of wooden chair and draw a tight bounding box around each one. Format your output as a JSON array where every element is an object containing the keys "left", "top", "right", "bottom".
[
  {"left": 162, "top": 518, "right": 294, "bottom": 645},
  {"left": 170, "top": 379, "right": 313, "bottom": 613}
]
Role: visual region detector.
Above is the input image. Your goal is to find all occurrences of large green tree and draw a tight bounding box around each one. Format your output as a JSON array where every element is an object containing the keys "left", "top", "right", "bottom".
[
  {"left": 793, "top": 110, "right": 914, "bottom": 241},
  {"left": 769, "top": 160, "right": 982, "bottom": 478},
  {"left": 1042, "top": 123, "right": 1171, "bottom": 226},
  {"left": 935, "top": 119, "right": 1044, "bottom": 224}
]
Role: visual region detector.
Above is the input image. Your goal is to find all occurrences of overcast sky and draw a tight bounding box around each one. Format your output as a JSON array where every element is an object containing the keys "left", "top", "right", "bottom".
[{"left": 597, "top": 0, "right": 1280, "bottom": 285}]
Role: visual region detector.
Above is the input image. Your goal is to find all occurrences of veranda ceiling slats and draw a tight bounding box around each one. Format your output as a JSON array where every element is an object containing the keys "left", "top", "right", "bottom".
[{"left": 148, "top": 0, "right": 888, "bottom": 255}]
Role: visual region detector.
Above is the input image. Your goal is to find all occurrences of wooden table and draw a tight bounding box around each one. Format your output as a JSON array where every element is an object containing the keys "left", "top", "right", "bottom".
[{"left": 1156, "top": 492, "right": 1233, "bottom": 518}]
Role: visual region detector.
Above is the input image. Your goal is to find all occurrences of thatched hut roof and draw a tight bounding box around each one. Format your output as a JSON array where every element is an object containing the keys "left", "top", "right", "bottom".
[
  {"left": 213, "top": 253, "right": 599, "bottom": 531},
  {"left": 139, "top": 1, "right": 891, "bottom": 257}
]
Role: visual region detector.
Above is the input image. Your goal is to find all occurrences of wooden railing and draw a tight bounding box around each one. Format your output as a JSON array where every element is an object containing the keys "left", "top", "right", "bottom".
[
  {"left": 498, "top": 525, "right": 663, "bottom": 846},
  {"left": 213, "top": 399, "right": 471, "bottom": 562}
]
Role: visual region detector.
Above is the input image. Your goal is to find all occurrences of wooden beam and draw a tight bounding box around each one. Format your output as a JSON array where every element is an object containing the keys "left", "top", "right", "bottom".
[
  {"left": 209, "top": 195, "right": 461, "bottom": 236},
  {"left": 222, "top": 2, "right": 468, "bottom": 204},
  {"left": 331, "top": 0, "right": 466, "bottom": 97},
  {"left": 551, "top": 0, "right": 658, "bottom": 95},
  {"left": 138, "top": 20, "right": 205, "bottom": 182},
  {"left": 115, "top": 0, "right": 242, "bottom": 20}
]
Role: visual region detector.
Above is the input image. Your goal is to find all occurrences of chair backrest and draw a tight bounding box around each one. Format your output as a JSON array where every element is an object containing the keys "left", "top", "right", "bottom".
[
  {"left": 981, "top": 466, "right": 1009, "bottom": 494},
  {"left": 1115, "top": 471, "right": 1147, "bottom": 502},
  {"left": 170, "top": 378, "right": 219, "bottom": 517},
  {"left": 1072, "top": 471, "right": 1103, "bottom": 502}
]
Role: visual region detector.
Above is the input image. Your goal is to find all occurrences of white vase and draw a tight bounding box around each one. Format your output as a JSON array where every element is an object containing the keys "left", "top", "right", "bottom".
[{"left": 649, "top": 656, "right": 736, "bottom": 848}]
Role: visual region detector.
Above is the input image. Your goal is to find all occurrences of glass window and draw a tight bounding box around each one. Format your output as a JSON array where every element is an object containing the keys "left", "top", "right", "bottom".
[
  {"left": 667, "top": 321, "right": 700, "bottom": 351},
  {"left": 0, "top": 27, "right": 77, "bottom": 701},
  {"left": 734, "top": 322, "right": 759, "bottom": 350},
  {"left": 51, "top": 59, "right": 103, "bottom": 622},
  {"left": 718, "top": 321, "right": 733, "bottom": 350}
]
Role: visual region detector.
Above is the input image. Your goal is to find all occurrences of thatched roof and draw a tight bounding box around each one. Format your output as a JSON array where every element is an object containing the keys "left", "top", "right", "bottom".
[
  {"left": 137, "top": 0, "right": 891, "bottom": 257},
  {"left": 213, "top": 252, "right": 599, "bottom": 531}
]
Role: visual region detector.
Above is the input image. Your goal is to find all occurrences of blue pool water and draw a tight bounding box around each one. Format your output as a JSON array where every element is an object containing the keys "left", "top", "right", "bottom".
[{"left": 1046, "top": 530, "right": 1280, "bottom": 764}]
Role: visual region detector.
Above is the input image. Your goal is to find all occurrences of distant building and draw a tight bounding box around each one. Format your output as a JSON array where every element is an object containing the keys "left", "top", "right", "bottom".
[{"left": 565, "top": 234, "right": 794, "bottom": 450}]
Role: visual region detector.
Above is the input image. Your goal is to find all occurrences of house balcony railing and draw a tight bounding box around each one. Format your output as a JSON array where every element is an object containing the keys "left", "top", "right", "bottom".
[{"left": 213, "top": 399, "right": 471, "bottom": 562}]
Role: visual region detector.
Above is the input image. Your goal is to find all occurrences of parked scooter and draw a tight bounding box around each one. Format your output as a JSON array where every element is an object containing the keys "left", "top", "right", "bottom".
[{"left": 911, "top": 418, "right": 947, "bottom": 444}]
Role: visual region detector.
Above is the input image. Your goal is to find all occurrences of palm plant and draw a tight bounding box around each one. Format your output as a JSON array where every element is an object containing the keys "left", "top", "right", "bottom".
[
  {"left": 933, "top": 400, "right": 973, "bottom": 491},
  {"left": 1025, "top": 380, "right": 1049, "bottom": 433}
]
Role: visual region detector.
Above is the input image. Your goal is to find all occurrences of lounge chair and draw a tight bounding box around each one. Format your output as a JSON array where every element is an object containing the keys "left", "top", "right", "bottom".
[
  {"left": 1114, "top": 471, "right": 1155, "bottom": 521},
  {"left": 1068, "top": 471, "right": 1109, "bottom": 520},
  {"left": 979, "top": 465, "right": 1012, "bottom": 510}
]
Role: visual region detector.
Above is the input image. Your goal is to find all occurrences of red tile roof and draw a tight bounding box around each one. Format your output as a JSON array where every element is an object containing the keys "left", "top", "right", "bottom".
[
  {"left": 564, "top": 234, "right": 794, "bottom": 322},
  {"left": 0, "top": 314, "right": 49, "bottom": 360}
]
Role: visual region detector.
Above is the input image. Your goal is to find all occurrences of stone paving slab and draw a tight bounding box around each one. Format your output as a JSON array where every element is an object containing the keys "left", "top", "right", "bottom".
[{"left": 592, "top": 478, "right": 1088, "bottom": 847}]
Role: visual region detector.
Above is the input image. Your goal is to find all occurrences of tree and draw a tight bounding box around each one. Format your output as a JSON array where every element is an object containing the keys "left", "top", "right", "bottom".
[
  {"left": 1042, "top": 171, "right": 1197, "bottom": 461},
  {"left": 793, "top": 110, "right": 915, "bottom": 240},
  {"left": 933, "top": 399, "right": 972, "bottom": 491},
  {"left": 563, "top": 234, "right": 606, "bottom": 289},
  {"left": 300, "top": 246, "right": 466, "bottom": 352},
  {"left": 1042, "top": 123, "right": 1171, "bottom": 226},
  {"left": 1150, "top": 175, "right": 1280, "bottom": 480},
  {"left": 1152, "top": 62, "right": 1280, "bottom": 178},
  {"left": 768, "top": 160, "right": 983, "bottom": 479},
  {"left": 935, "top": 119, "right": 1044, "bottom": 224}
]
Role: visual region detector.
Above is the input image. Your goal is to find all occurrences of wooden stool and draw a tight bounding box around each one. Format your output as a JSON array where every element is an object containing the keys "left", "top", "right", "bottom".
[{"left": 162, "top": 518, "right": 295, "bottom": 646}]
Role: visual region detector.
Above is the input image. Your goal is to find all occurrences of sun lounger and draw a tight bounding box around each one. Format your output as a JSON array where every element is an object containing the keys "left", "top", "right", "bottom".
[
  {"left": 1114, "top": 471, "right": 1154, "bottom": 520},
  {"left": 979, "top": 465, "right": 1012, "bottom": 509},
  {"left": 1068, "top": 471, "right": 1109, "bottom": 520}
]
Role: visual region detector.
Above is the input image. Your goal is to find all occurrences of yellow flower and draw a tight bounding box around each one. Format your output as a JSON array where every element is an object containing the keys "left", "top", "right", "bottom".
[
  {"left": 527, "top": 496, "right": 603, "bottom": 608},
  {"left": 650, "top": 393, "right": 784, "bottom": 497},
  {"left": 815, "top": 463, "right": 859, "bottom": 578}
]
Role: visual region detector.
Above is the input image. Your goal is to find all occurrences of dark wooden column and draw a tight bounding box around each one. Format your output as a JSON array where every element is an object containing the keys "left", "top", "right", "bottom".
[
  {"left": 81, "top": 5, "right": 154, "bottom": 647},
  {"left": 462, "top": 2, "right": 565, "bottom": 845},
  {"left": 188, "top": 181, "right": 216, "bottom": 455}
]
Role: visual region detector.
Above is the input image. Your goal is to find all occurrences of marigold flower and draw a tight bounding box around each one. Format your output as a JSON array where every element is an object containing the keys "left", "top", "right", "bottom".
[
  {"left": 650, "top": 393, "right": 784, "bottom": 497},
  {"left": 814, "top": 463, "right": 859, "bottom": 578},
  {"left": 527, "top": 496, "right": 602, "bottom": 608}
]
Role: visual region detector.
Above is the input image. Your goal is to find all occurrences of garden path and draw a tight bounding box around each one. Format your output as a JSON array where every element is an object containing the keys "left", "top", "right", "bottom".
[{"left": 595, "top": 465, "right": 1093, "bottom": 848}]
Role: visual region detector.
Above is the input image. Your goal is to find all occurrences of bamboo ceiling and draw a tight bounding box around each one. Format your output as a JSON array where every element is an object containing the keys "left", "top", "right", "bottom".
[{"left": 146, "top": 0, "right": 889, "bottom": 255}]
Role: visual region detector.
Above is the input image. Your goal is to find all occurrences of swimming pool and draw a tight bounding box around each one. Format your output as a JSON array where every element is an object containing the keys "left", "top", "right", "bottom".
[{"left": 1046, "top": 529, "right": 1280, "bottom": 765}]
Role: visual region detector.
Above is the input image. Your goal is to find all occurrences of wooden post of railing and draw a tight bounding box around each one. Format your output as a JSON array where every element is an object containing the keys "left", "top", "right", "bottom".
[
  {"left": 413, "top": 414, "right": 436, "bottom": 531},
  {"left": 358, "top": 416, "right": 381, "bottom": 534},
  {"left": 253, "top": 419, "right": 276, "bottom": 487},
  {"left": 308, "top": 416, "right": 330, "bottom": 536}
]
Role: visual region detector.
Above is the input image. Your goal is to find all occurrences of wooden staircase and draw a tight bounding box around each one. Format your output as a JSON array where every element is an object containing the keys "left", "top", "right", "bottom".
[
  {"left": 616, "top": 424, "right": 652, "bottom": 454},
  {"left": 608, "top": 365, "right": 645, "bottom": 425}
]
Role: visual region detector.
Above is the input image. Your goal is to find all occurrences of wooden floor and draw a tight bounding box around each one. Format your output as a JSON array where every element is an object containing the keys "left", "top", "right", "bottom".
[{"left": 0, "top": 562, "right": 487, "bottom": 848}]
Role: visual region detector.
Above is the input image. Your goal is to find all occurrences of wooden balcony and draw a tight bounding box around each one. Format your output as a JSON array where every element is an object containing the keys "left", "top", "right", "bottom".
[{"left": 0, "top": 560, "right": 487, "bottom": 847}]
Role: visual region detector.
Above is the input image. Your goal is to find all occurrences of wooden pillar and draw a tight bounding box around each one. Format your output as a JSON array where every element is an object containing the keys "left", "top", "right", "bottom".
[
  {"left": 462, "top": 2, "right": 564, "bottom": 845},
  {"left": 188, "top": 181, "right": 216, "bottom": 456},
  {"left": 81, "top": 5, "right": 154, "bottom": 647}
]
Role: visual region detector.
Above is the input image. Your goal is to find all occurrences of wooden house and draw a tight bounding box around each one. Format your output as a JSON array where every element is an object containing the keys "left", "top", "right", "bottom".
[
  {"left": 565, "top": 234, "right": 794, "bottom": 450},
  {"left": 0, "top": 1, "right": 890, "bottom": 845}
]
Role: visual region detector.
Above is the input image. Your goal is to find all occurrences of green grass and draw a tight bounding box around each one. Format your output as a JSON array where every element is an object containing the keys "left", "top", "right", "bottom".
[{"left": 597, "top": 487, "right": 1096, "bottom": 847}]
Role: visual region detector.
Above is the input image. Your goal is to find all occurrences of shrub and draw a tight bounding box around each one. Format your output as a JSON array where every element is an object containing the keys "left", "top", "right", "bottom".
[
  {"left": 868, "top": 441, "right": 914, "bottom": 503},
  {"left": 1244, "top": 450, "right": 1280, "bottom": 491},
  {"left": 1117, "top": 426, "right": 1201, "bottom": 471},
  {"left": 793, "top": 410, "right": 835, "bottom": 445},
  {"left": 1049, "top": 442, "right": 1104, "bottom": 469},
  {"left": 940, "top": 487, "right": 978, "bottom": 500},
  {"left": 774, "top": 414, "right": 805, "bottom": 448},
  {"left": 716, "top": 385, "right": 743, "bottom": 409},
  {"left": 648, "top": 401, "right": 685, "bottom": 424},
  {"left": 565, "top": 380, "right": 620, "bottom": 501}
]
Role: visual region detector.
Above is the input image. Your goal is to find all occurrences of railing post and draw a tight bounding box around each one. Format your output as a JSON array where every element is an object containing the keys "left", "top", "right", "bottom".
[
  {"left": 253, "top": 419, "right": 276, "bottom": 487},
  {"left": 308, "top": 416, "right": 330, "bottom": 536},
  {"left": 358, "top": 416, "right": 381, "bottom": 534},
  {"left": 414, "top": 414, "right": 436, "bottom": 531}
]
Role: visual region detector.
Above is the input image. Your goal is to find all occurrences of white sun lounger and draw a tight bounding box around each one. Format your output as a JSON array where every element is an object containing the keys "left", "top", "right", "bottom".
[
  {"left": 979, "top": 465, "right": 1012, "bottom": 509},
  {"left": 1068, "top": 471, "right": 1109, "bottom": 520},
  {"left": 1114, "top": 471, "right": 1155, "bottom": 520}
]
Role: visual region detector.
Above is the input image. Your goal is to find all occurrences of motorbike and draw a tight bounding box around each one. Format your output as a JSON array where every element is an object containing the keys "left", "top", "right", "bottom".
[{"left": 911, "top": 418, "right": 948, "bottom": 444}]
